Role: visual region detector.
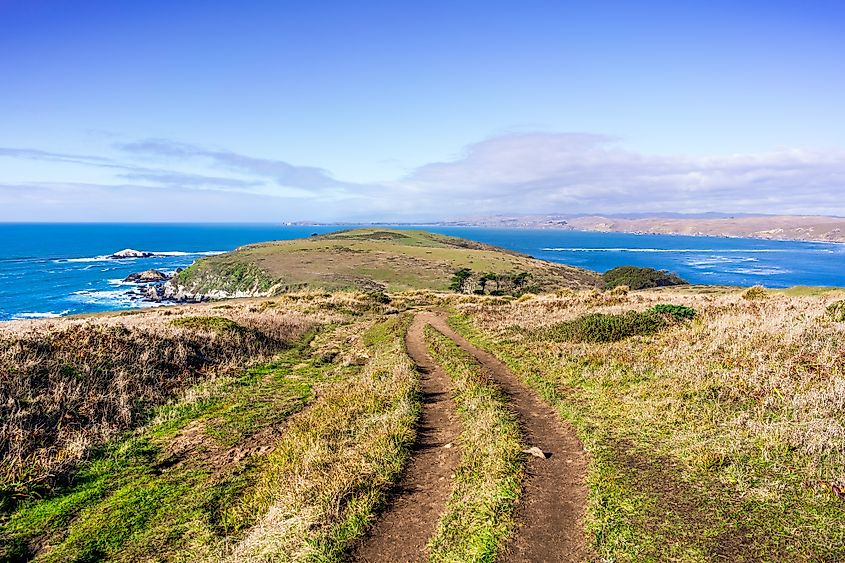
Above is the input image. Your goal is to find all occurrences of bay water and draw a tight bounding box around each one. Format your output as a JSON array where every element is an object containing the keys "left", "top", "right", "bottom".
[{"left": 1, "top": 223, "right": 842, "bottom": 320}]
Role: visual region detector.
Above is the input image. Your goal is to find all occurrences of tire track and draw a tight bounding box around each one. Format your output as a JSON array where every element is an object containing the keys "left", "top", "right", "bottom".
[
  {"left": 424, "top": 313, "right": 590, "bottom": 563},
  {"left": 352, "top": 314, "right": 462, "bottom": 562}
]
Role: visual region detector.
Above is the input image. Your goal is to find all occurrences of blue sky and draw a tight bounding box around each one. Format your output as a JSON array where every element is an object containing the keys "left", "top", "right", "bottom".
[{"left": 1, "top": 0, "right": 844, "bottom": 221}]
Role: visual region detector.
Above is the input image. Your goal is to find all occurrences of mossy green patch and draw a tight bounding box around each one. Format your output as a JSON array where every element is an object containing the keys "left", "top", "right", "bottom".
[{"left": 0, "top": 336, "right": 327, "bottom": 562}]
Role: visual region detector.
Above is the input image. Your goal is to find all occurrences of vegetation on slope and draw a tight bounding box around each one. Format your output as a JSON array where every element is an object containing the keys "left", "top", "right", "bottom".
[
  {"left": 171, "top": 228, "right": 600, "bottom": 298},
  {"left": 0, "top": 309, "right": 311, "bottom": 511},
  {"left": 424, "top": 326, "right": 523, "bottom": 562},
  {"left": 540, "top": 304, "right": 696, "bottom": 343},
  {"left": 449, "top": 289, "right": 845, "bottom": 562},
  {"left": 0, "top": 295, "right": 420, "bottom": 562},
  {"left": 603, "top": 265, "right": 688, "bottom": 290}
]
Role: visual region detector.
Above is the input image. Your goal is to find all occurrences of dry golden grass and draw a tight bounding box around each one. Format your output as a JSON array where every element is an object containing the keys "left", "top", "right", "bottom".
[
  {"left": 424, "top": 326, "right": 523, "bottom": 562},
  {"left": 216, "top": 314, "right": 419, "bottom": 562},
  {"left": 451, "top": 287, "right": 845, "bottom": 560},
  {"left": 0, "top": 302, "right": 316, "bottom": 507}
]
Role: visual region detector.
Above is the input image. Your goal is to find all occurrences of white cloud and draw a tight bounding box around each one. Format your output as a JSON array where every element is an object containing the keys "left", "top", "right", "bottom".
[
  {"left": 393, "top": 133, "right": 845, "bottom": 217},
  {"left": 1, "top": 133, "right": 844, "bottom": 221}
]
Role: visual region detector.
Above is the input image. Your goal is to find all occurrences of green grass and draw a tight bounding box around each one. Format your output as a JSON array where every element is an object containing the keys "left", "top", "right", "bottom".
[
  {"left": 446, "top": 312, "right": 845, "bottom": 562},
  {"left": 221, "top": 314, "right": 420, "bottom": 561},
  {"left": 540, "top": 306, "right": 693, "bottom": 343},
  {"left": 424, "top": 326, "right": 523, "bottom": 563},
  {"left": 173, "top": 228, "right": 600, "bottom": 296},
  {"left": 0, "top": 341, "right": 327, "bottom": 562},
  {"left": 1, "top": 314, "right": 423, "bottom": 562},
  {"left": 774, "top": 285, "right": 845, "bottom": 297}
]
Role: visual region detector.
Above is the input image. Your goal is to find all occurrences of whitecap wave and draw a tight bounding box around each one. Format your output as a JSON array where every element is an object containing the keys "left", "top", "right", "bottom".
[
  {"left": 152, "top": 250, "right": 225, "bottom": 257},
  {"left": 686, "top": 257, "right": 759, "bottom": 267},
  {"left": 542, "top": 247, "right": 785, "bottom": 253},
  {"left": 70, "top": 288, "right": 166, "bottom": 309},
  {"left": 12, "top": 310, "right": 71, "bottom": 320},
  {"left": 53, "top": 250, "right": 225, "bottom": 264},
  {"left": 727, "top": 267, "right": 790, "bottom": 276}
]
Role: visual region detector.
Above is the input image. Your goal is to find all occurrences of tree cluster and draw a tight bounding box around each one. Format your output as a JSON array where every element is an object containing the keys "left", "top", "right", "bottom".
[
  {"left": 602, "top": 265, "right": 688, "bottom": 290},
  {"left": 449, "top": 268, "right": 531, "bottom": 295}
]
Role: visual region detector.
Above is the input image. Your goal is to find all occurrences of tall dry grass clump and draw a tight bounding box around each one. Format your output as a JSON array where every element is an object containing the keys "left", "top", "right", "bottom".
[{"left": 0, "top": 308, "right": 314, "bottom": 508}]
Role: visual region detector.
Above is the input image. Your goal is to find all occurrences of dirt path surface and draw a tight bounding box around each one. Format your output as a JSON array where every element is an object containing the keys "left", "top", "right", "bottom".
[
  {"left": 423, "top": 313, "right": 590, "bottom": 563},
  {"left": 352, "top": 314, "right": 462, "bottom": 562}
]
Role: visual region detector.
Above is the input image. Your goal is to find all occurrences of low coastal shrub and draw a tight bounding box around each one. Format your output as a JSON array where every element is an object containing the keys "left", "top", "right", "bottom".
[
  {"left": 650, "top": 303, "right": 696, "bottom": 321},
  {"left": 743, "top": 285, "right": 768, "bottom": 300},
  {"left": 826, "top": 299, "right": 845, "bottom": 322},
  {"left": 544, "top": 304, "right": 695, "bottom": 343},
  {"left": 603, "top": 266, "right": 688, "bottom": 290}
]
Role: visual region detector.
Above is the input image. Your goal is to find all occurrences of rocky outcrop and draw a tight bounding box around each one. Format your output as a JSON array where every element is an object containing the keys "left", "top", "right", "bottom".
[
  {"left": 140, "top": 283, "right": 207, "bottom": 303},
  {"left": 124, "top": 269, "right": 170, "bottom": 283},
  {"left": 110, "top": 249, "right": 156, "bottom": 259},
  {"left": 146, "top": 279, "right": 272, "bottom": 303}
]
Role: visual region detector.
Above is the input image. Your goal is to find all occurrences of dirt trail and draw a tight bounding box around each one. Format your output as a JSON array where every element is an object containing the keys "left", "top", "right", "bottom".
[
  {"left": 423, "top": 312, "right": 590, "bottom": 563},
  {"left": 352, "top": 314, "right": 462, "bottom": 562}
]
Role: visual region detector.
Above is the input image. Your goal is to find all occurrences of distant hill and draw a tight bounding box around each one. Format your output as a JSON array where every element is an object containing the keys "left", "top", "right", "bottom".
[
  {"left": 382, "top": 214, "right": 845, "bottom": 243},
  {"left": 564, "top": 214, "right": 845, "bottom": 243},
  {"left": 168, "top": 228, "right": 601, "bottom": 298}
]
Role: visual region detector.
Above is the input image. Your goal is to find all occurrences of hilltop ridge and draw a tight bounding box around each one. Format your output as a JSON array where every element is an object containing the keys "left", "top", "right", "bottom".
[{"left": 164, "top": 228, "right": 601, "bottom": 300}]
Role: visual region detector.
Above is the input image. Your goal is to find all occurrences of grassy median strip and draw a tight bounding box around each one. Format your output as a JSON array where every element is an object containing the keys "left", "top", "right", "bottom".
[{"left": 424, "top": 325, "right": 523, "bottom": 563}]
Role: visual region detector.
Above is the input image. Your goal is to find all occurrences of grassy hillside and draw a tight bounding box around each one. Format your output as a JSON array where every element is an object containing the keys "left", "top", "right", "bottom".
[
  {"left": 449, "top": 286, "right": 845, "bottom": 561},
  {"left": 0, "top": 294, "right": 417, "bottom": 561},
  {"left": 3, "top": 272, "right": 844, "bottom": 561},
  {"left": 171, "top": 228, "right": 600, "bottom": 297}
]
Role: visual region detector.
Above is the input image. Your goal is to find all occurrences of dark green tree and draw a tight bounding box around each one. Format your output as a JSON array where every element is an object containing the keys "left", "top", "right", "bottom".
[
  {"left": 602, "top": 266, "right": 688, "bottom": 290},
  {"left": 449, "top": 268, "right": 473, "bottom": 293}
]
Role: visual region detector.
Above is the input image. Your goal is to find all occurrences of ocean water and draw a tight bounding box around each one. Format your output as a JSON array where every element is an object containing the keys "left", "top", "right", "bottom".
[{"left": 0, "top": 223, "right": 842, "bottom": 320}]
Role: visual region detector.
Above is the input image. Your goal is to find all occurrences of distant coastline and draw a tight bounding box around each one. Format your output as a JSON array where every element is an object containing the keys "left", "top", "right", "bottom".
[{"left": 288, "top": 214, "right": 845, "bottom": 245}]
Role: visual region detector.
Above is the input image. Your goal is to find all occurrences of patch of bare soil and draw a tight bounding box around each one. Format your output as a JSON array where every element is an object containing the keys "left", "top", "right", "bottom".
[
  {"left": 158, "top": 421, "right": 277, "bottom": 474},
  {"left": 424, "top": 313, "right": 591, "bottom": 563},
  {"left": 352, "top": 314, "right": 462, "bottom": 562}
]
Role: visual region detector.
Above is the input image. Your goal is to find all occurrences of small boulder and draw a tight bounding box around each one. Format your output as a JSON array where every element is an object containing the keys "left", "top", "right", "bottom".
[{"left": 522, "top": 446, "right": 548, "bottom": 459}]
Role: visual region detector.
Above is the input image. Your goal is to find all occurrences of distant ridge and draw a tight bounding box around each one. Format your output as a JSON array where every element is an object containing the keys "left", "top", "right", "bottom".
[{"left": 289, "top": 214, "right": 845, "bottom": 244}]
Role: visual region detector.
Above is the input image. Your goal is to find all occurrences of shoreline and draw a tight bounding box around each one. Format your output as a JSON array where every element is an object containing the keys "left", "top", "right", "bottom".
[{"left": 2, "top": 228, "right": 843, "bottom": 322}]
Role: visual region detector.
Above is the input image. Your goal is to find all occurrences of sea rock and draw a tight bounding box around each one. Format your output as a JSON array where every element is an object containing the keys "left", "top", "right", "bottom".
[
  {"left": 110, "top": 248, "right": 155, "bottom": 259},
  {"left": 124, "top": 269, "right": 170, "bottom": 283}
]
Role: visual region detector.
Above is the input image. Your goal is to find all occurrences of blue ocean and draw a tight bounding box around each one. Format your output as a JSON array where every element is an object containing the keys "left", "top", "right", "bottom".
[{"left": 1, "top": 223, "right": 842, "bottom": 321}]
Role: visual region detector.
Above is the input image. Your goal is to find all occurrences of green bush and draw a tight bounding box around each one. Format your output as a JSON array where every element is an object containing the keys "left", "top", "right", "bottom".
[
  {"left": 545, "top": 311, "right": 666, "bottom": 343},
  {"left": 544, "top": 304, "right": 695, "bottom": 343},
  {"left": 649, "top": 304, "right": 696, "bottom": 321},
  {"left": 826, "top": 300, "right": 845, "bottom": 322},
  {"left": 742, "top": 285, "right": 768, "bottom": 300},
  {"left": 603, "top": 266, "right": 688, "bottom": 290}
]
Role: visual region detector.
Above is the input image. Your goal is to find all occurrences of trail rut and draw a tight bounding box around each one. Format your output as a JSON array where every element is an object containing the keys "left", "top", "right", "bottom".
[
  {"left": 423, "top": 313, "right": 589, "bottom": 563},
  {"left": 353, "top": 312, "right": 589, "bottom": 562},
  {"left": 352, "top": 314, "right": 462, "bottom": 562}
]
